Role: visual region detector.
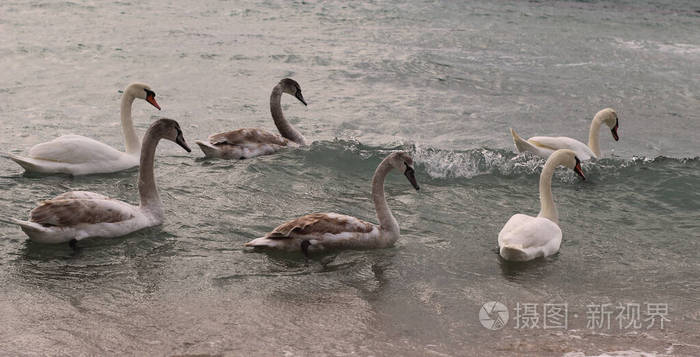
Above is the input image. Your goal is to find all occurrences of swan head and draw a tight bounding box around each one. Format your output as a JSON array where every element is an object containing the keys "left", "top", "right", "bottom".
[
  {"left": 125, "top": 82, "right": 161, "bottom": 110},
  {"left": 148, "top": 118, "right": 191, "bottom": 152},
  {"left": 554, "top": 149, "right": 585, "bottom": 180},
  {"left": 387, "top": 152, "right": 420, "bottom": 190},
  {"left": 596, "top": 108, "right": 619, "bottom": 141},
  {"left": 279, "top": 78, "right": 307, "bottom": 106}
]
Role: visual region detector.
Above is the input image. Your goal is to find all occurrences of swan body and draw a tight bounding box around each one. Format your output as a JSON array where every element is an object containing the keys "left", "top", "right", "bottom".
[
  {"left": 3, "top": 83, "right": 161, "bottom": 175},
  {"left": 498, "top": 215, "right": 562, "bottom": 261},
  {"left": 196, "top": 78, "right": 307, "bottom": 159},
  {"left": 498, "top": 149, "right": 585, "bottom": 261},
  {"left": 3, "top": 136, "right": 139, "bottom": 175},
  {"left": 12, "top": 193, "right": 151, "bottom": 244},
  {"left": 196, "top": 128, "right": 298, "bottom": 159},
  {"left": 11, "top": 119, "right": 191, "bottom": 244},
  {"left": 511, "top": 108, "right": 619, "bottom": 160},
  {"left": 245, "top": 152, "right": 420, "bottom": 255},
  {"left": 245, "top": 213, "right": 384, "bottom": 252}
]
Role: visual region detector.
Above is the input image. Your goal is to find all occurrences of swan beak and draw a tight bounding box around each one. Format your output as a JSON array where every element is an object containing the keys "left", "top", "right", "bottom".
[
  {"left": 146, "top": 94, "right": 161, "bottom": 110},
  {"left": 295, "top": 91, "right": 307, "bottom": 106},
  {"left": 574, "top": 161, "right": 585, "bottom": 180},
  {"left": 176, "top": 133, "right": 191, "bottom": 152},
  {"left": 404, "top": 166, "right": 420, "bottom": 191},
  {"left": 611, "top": 119, "right": 619, "bottom": 141}
]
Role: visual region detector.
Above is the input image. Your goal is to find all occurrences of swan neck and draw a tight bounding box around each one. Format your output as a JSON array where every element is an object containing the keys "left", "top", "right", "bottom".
[
  {"left": 138, "top": 131, "right": 163, "bottom": 220},
  {"left": 372, "top": 158, "right": 399, "bottom": 238},
  {"left": 587, "top": 115, "right": 603, "bottom": 158},
  {"left": 538, "top": 156, "right": 559, "bottom": 224},
  {"left": 121, "top": 94, "right": 140, "bottom": 154},
  {"left": 270, "top": 85, "right": 306, "bottom": 145}
]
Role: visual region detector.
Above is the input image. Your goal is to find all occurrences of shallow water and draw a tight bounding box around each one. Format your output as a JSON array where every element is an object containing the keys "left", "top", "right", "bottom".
[{"left": 1, "top": 0, "right": 699, "bottom": 356}]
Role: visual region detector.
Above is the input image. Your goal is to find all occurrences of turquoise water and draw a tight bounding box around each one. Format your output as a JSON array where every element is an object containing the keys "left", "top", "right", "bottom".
[{"left": 1, "top": 0, "right": 699, "bottom": 355}]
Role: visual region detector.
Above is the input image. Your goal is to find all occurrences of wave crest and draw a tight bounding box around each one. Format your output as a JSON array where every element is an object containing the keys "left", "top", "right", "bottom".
[{"left": 305, "top": 140, "right": 699, "bottom": 181}]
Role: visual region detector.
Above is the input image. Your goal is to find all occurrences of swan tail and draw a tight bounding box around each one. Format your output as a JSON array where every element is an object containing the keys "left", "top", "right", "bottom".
[
  {"left": 195, "top": 140, "right": 221, "bottom": 158},
  {"left": 8, "top": 219, "right": 45, "bottom": 234},
  {"left": 0, "top": 217, "right": 21, "bottom": 226},
  {"left": 1, "top": 153, "right": 41, "bottom": 172},
  {"left": 510, "top": 128, "right": 537, "bottom": 154},
  {"left": 500, "top": 244, "right": 530, "bottom": 262},
  {"left": 244, "top": 237, "right": 279, "bottom": 249}
]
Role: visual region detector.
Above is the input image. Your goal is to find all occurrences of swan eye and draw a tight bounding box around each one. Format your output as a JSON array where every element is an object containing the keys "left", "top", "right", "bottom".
[{"left": 144, "top": 89, "right": 155, "bottom": 98}]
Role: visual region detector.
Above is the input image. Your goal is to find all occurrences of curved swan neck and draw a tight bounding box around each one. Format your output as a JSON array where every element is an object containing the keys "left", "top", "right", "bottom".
[
  {"left": 587, "top": 114, "right": 603, "bottom": 158},
  {"left": 538, "top": 154, "right": 560, "bottom": 224},
  {"left": 270, "top": 84, "right": 306, "bottom": 145},
  {"left": 372, "top": 158, "right": 399, "bottom": 237},
  {"left": 138, "top": 131, "right": 163, "bottom": 220},
  {"left": 121, "top": 93, "right": 140, "bottom": 154}
]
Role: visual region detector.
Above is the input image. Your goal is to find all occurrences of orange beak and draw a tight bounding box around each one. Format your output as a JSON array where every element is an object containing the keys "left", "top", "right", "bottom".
[
  {"left": 574, "top": 161, "right": 585, "bottom": 180},
  {"left": 146, "top": 94, "right": 161, "bottom": 110}
]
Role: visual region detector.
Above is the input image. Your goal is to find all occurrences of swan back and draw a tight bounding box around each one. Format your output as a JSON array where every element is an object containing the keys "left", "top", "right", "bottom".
[
  {"left": 526, "top": 136, "right": 595, "bottom": 161},
  {"left": 267, "top": 213, "right": 375, "bottom": 239},
  {"left": 29, "top": 198, "right": 135, "bottom": 227},
  {"left": 27, "top": 135, "right": 126, "bottom": 164},
  {"left": 246, "top": 213, "right": 385, "bottom": 251},
  {"left": 498, "top": 214, "right": 562, "bottom": 261}
]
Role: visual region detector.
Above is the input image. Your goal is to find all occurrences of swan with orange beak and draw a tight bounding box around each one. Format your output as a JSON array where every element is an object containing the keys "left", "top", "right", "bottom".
[
  {"left": 3, "top": 82, "right": 162, "bottom": 175},
  {"left": 498, "top": 149, "right": 585, "bottom": 262}
]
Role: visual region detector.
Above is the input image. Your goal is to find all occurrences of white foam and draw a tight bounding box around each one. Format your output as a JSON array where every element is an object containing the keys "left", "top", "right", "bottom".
[{"left": 413, "top": 145, "right": 543, "bottom": 179}]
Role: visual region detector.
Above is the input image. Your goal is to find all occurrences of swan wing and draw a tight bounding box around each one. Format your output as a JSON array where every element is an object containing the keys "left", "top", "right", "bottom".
[
  {"left": 51, "top": 191, "right": 112, "bottom": 201},
  {"left": 266, "top": 213, "right": 375, "bottom": 239},
  {"left": 510, "top": 128, "right": 553, "bottom": 158},
  {"left": 29, "top": 195, "right": 135, "bottom": 227},
  {"left": 28, "top": 135, "right": 126, "bottom": 164},
  {"left": 208, "top": 128, "right": 289, "bottom": 147},
  {"left": 527, "top": 136, "right": 595, "bottom": 160},
  {"left": 498, "top": 214, "right": 562, "bottom": 260}
]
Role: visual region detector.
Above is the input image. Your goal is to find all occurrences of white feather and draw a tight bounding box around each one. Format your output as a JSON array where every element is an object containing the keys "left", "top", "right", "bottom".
[
  {"left": 498, "top": 214, "right": 562, "bottom": 261},
  {"left": 5, "top": 136, "right": 139, "bottom": 175}
]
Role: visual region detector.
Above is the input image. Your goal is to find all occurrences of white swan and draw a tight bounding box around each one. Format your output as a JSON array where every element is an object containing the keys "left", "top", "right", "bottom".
[
  {"left": 510, "top": 108, "right": 619, "bottom": 160},
  {"left": 498, "top": 149, "right": 585, "bottom": 262},
  {"left": 2, "top": 83, "right": 161, "bottom": 175},
  {"left": 196, "top": 78, "right": 308, "bottom": 159},
  {"left": 10, "top": 119, "right": 191, "bottom": 246},
  {"left": 245, "top": 152, "right": 420, "bottom": 256}
]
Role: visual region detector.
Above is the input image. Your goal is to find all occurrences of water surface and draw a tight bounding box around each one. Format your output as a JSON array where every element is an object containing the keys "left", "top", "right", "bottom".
[{"left": 1, "top": 0, "right": 699, "bottom": 355}]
